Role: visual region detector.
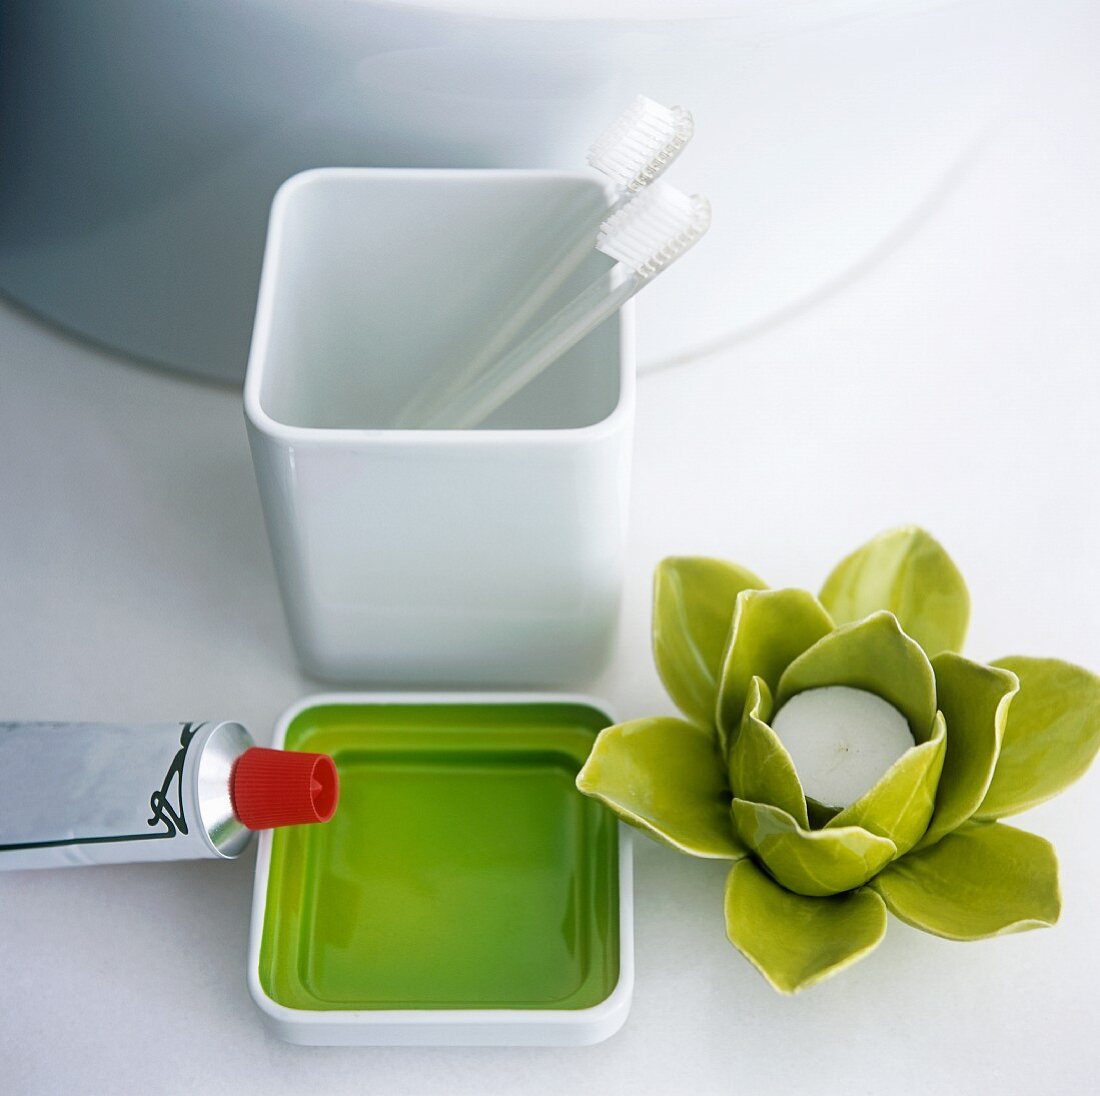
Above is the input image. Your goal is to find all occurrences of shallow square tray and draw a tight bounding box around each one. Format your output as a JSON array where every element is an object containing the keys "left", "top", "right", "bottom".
[{"left": 248, "top": 693, "right": 633, "bottom": 1046}]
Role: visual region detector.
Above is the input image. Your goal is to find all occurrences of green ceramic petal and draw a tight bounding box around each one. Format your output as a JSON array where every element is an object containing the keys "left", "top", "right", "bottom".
[
  {"left": 728, "top": 677, "right": 808, "bottom": 827},
  {"left": 730, "top": 799, "right": 897, "bottom": 897},
  {"left": 919, "top": 654, "right": 1019, "bottom": 846},
  {"left": 653, "top": 557, "right": 766, "bottom": 726},
  {"left": 716, "top": 588, "right": 834, "bottom": 747},
  {"left": 776, "top": 611, "right": 937, "bottom": 740},
  {"left": 827, "top": 712, "right": 946, "bottom": 856},
  {"left": 806, "top": 799, "right": 841, "bottom": 827},
  {"left": 724, "top": 859, "right": 888, "bottom": 994},
  {"left": 974, "top": 657, "right": 1100, "bottom": 820},
  {"left": 576, "top": 717, "right": 746, "bottom": 859},
  {"left": 819, "top": 526, "right": 970, "bottom": 657},
  {"left": 870, "top": 821, "right": 1060, "bottom": 940}
]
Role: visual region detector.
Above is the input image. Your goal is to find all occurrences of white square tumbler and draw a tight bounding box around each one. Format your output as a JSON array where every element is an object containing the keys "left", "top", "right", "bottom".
[{"left": 245, "top": 169, "right": 634, "bottom": 686}]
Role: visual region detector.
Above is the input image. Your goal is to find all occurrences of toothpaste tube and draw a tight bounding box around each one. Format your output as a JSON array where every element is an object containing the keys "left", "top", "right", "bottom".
[{"left": 0, "top": 720, "right": 338, "bottom": 869}]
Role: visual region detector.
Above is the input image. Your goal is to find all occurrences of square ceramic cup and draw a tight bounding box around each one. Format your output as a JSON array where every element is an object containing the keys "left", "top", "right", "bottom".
[
  {"left": 244, "top": 168, "right": 634, "bottom": 686},
  {"left": 248, "top": 692, "right": 634, "bottom": 1047}
]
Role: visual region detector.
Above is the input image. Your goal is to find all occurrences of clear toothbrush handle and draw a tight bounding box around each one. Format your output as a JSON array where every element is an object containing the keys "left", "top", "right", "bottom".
[
  {"left": 393, "top": 203, "right": 611, "bottom": 429},
  {"left": 411, "top": 180, "right": 709, "bottom": 430},
  {"left": 423, "top": 269, "right": 640, "bottom": 430}
]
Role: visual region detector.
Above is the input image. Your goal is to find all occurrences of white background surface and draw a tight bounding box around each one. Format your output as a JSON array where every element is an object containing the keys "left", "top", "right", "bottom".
[{"left": 2, "top": 4, "right": 1099, "bottom": 1092}]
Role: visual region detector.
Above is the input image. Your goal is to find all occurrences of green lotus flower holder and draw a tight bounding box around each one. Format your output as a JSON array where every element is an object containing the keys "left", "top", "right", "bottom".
[{"left": 576, "top": 527, "right": 1100, "bottom": 994}]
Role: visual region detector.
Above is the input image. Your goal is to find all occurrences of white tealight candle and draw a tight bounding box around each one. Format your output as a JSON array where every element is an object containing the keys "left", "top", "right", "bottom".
[{"left": 770, "top": 686, "right": 915, "bottom": 809}]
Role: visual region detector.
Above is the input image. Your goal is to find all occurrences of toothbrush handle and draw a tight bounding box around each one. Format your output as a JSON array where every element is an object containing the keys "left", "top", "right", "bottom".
[
  {"left": 394, "top": 203, "right": 611, "bottom": 429},
  {"left": 425, "top": 270, "right": 641, "bottom": 429}
]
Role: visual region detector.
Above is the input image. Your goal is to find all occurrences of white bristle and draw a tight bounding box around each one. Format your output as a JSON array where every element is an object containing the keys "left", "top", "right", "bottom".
[
  {"left": 587, "top": 96, "right": 695, "bottom": 192},
  {"left": 596, "top": 183, "right": 710, "bottom": 278}
]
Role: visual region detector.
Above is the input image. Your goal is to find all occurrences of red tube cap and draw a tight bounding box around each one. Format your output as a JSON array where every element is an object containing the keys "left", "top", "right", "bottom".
[{"left": 229, "top": 747, "right": 339, "bottom": 830}]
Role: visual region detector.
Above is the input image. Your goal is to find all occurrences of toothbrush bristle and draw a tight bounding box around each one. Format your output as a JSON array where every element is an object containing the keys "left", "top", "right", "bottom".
[
  {"left": 587, "top": 96, "right": 694, "bottom": 192},
  {"left": 596, "top": 183, "right": 711, "bottom": 278}
]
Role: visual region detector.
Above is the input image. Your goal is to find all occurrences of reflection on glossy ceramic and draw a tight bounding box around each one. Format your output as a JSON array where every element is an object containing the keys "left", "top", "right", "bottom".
[{"left": 259, "top": 701, "right": 619, "bottom": 1011}]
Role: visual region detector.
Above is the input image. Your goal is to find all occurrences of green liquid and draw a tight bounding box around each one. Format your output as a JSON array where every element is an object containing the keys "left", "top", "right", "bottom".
[{"left": 258, "top": 702, "right": 620, "bottom": 1011}]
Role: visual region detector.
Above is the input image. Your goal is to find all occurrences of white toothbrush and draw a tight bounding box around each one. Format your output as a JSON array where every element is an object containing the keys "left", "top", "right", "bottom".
[
  {"left": 587, "top": 95, "right": 694, "bottom": 194},
  {"left": 395, "top": 97, "right": 694, "bottom": 428},
  {"left": 419, "top": 182, "right": 711, "bottom": 430}
]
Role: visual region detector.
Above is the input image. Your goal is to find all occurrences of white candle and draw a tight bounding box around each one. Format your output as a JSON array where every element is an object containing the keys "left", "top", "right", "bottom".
[{"left": 770, "top": 686, "right": 914, "bottom": 809}]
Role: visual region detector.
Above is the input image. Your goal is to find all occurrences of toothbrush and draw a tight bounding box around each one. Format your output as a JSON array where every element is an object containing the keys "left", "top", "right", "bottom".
[
  {"left": 419, "top": 181, "right": 710, "bottom": 430},
  {"left": 394, "top": 97, "right": 694, "bottom": 428},
  {"left": 588, "top": 95, "right": 694, "bottom": 194}
]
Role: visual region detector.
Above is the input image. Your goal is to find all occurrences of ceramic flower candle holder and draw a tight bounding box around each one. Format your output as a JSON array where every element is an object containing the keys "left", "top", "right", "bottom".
[{"left": 576, "top": 527, "right": 1100, "bottom": 994}]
